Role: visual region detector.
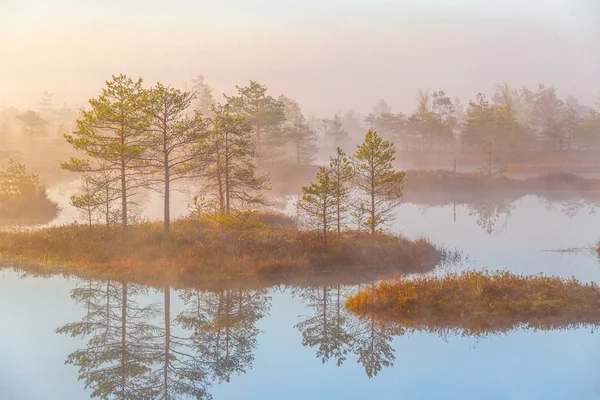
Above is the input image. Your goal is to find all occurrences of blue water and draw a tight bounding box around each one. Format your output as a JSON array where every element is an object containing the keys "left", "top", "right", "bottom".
[{"left": 2, "top": 195, "right": 600, "bottom": 399}]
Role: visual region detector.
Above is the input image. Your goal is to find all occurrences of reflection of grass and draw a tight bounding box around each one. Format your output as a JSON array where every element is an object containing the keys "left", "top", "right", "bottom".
[
  {"left": 543, "top": 247, "right": 595, "bottom": 255},
  {"left": 345, "top": 270, "right": 600, "bottom": 335},
  {"left": 0, "top": 212, "right": 440, "bottom": 283}
]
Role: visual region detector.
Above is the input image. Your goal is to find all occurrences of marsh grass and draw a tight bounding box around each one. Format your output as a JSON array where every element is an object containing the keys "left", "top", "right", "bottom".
[
  {"left": 345, "top": 270, "right": 600, "bottom": 335},
  {"left": 0, "top": 212, "right": 440, "bottom": 283}
]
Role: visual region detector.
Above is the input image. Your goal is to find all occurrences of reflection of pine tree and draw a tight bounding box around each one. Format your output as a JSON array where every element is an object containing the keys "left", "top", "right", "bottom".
[
  {"left": 294, "top": 285, "right": 352, "bottom": 366},
  {"left": 59, "top": 282, "right": 215, "bottom": 399},
  {"left": 539, "top": 196, "right": 599, "bottom": 219},
  {"left": 144, "top": 286, "right": 212, "bottom": 400},
  {"left": 295, "top": 284, "right": 399, "bottom": 378},
  {"left": 56, "top": 280, "right": 160, "bottom": 399},
  {"left": 348, "top": 315, "right": 397, "bottom": 378},
  {"left": 177, "top": 288, "right": 270, "bottom": 384},
  {"left": 468, "top": 198, "right": 513, "bottom": 235}
]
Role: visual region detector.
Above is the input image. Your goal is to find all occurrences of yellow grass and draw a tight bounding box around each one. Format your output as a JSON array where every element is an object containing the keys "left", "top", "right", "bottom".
[
  {"left": 346, "top": 270, "right": 600, "bottom": 335},
  {"left": 0, "top": 212, "right": 441, "bottom": 285}
]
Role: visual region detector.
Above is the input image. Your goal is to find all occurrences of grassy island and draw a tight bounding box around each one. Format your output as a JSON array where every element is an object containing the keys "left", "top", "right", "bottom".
[
  {"left": 0, "top": 212, "right": 440, "bottom": 284},
  {"left": 345, "top": 270, "right": 600, "bottom": 334}
]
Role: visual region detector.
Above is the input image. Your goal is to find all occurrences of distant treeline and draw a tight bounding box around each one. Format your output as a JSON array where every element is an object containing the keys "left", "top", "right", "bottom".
[
  {"left": 1, "top": 76, "right": 599, "bottom": 226},
  {"left": 364, "top": 84, "right": 600, "bottom": 154},
  {"left": 2, "top": 79, "right": 599, "bottom": 162}
]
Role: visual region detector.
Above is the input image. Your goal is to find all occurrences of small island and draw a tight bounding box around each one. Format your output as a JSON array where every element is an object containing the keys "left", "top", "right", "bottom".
[
  {"left": 345, "top": 270, "right": 600, "bottom": 335},
  {"left": 0, "top": 215, "right": 440, "bottom": 285}
]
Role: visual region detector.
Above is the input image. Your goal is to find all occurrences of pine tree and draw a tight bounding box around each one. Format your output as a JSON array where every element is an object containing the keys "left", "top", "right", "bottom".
[
  {"left": 140, "top": 83, "right": 208, "bottom": 233},
  {"left": 197, "top": 105, "right": 270, "bottom": 214},
  {"left": 70, "top": 173, "right": 102, "bottom": 227},
  {"left": 280, "top": 95, "right": 317, "bottom": 164},
  {"left": 352, "top": 130, "right": 405, "bottom": 235},
  {"left": 62, "top": 74, "right": 148, "bottom": 228},
  {"left": 328, "top": 147, "right": 353, "bottom": 234},
  {"left": 16, "top": 110, "right": 47, "bottom": 150},
  {"left": 224, "top": 81, "right": 285, "bottom": 162},
  {"left": 297, "top": 167, "right": 337, "bottom": 247},
  {"left": 188, "top": 74, "right": 216, "bottom": 117},
  {"left": 322, "top": 114, "right": 349, "bottom": 149}
]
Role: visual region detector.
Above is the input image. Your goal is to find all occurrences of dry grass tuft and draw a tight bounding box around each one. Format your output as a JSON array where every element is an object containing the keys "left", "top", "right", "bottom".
[{"left": 346, "top": 270, "right": 600, "bottom": 335}]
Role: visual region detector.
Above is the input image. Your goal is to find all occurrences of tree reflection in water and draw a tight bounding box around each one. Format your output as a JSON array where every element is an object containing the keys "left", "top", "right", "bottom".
[
  {"left": 294, "top": 284, "right": 397, "bottom": 378},
  {"left": 57, "top": 280, "right": 270, "bottom": 399},
  {"left": 294, "top": 285, "right": 352, "bottom": 367},
  {"left": 56, "top": 280, "right": 161, "bottom": 399},
  {"left": 413, "top": 193, "right": 599, "bottom": 235},
  {"left": 467, "top": 198, "right": 514, "bottom": 235},
  {"left": 177, "top": 288, "right": 271, "bottom": 384},
  {"left": 58, "top": 271, "right": 597, "bottom": 396}
]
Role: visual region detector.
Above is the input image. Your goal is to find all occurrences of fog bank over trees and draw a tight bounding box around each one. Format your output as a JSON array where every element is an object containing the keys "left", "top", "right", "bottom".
[{"left": 1, "top": 0, "right": 599, "bottom": 115}]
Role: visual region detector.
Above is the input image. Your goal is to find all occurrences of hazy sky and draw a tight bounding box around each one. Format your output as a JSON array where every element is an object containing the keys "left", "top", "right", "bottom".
[{"left": 1, "top": 0, "right": 599, "bottom": 115}]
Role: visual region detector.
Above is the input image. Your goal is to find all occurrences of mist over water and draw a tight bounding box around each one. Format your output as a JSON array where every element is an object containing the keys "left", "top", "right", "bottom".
[
  {"left": 2, "top": 1, "right": 600, "bottom": 399},
  {"left": 2, "top": 195, "right": 600, "bottom": 398}
]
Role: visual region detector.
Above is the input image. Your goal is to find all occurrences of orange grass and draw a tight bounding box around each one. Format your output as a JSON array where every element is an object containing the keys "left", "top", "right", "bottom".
[
  {"left": 346, "top": 270, "right": 600, "bottom": 334},
  {"left": 0, "top": 213, "right": 440, "bottom": 283}
]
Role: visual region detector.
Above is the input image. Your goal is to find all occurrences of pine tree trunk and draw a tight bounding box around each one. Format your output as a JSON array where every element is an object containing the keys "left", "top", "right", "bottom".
[
  {"left": 225, "top": 132, "right": 231, "bottom": 215},
  {"left": 256, "top": 124, "right": 262, "bottom": 166},
  {"left": 370, "top": 162, "right": 376, "bottom": 235},
  {"left": 163, "top": 124, "right": 170, "bottom": 233},
  {"left": 323, "top": 207, "right": 327, "bottom": 249},
  {"left": 121, "top": 159, "right": 127, "bottom": 229}
]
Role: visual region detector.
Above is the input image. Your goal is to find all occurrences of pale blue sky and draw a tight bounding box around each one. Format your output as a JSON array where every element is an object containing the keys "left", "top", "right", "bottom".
[{"left": 0, "top": 0, "right": 598, "bottom": 114}]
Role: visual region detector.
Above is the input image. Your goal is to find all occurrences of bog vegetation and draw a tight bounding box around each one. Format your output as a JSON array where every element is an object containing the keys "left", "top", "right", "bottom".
[
  {"left": 2, "top": 74, "right": 600, "bottom": 281},
  {"left": 0, "top": 160, "right": 59, "bottom": 226},
  {"left": 0, "top": 212, "right": 440, "bottom": 283},
  {"left": 345, "top": 270, "right": 600, "bottom": 335}
]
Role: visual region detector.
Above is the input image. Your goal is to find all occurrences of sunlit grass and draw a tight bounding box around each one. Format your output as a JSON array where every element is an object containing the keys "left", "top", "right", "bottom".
[
  {"left": 346, "top": 270, "right": 600, "bottom": 335},
  {"left": 0, "top": 212, "right": 440, "bottom": 283}
]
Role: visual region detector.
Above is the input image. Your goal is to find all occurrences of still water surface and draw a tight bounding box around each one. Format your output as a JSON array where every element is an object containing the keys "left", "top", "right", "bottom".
[{"left": 2, "top": 195, "right": 600, "bottom": 399}]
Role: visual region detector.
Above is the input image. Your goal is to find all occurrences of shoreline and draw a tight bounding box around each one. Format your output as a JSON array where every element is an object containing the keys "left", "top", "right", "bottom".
[{"left": 0, "top": 217, "right": 442, "bottom": 288}]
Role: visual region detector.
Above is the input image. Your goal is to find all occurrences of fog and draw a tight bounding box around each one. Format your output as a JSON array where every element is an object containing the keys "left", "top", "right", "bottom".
[
  {"left": 4, "top": 4, "right": 600, "bottom": 397},
  {"left": 1, "top": 0, "right": 599, "bottom": 114}
]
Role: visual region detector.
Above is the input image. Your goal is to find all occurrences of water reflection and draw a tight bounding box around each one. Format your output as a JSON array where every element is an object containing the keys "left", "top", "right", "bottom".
[
  {"left": 177, "top": 288, "right": 270, "bottom": 384},
  {"left": 412, "top": 194, "right": 600, "bottom": 235},
  {"left": 24, "top": 268, "right": 600, "bottom": 398},
  {"left": 293, "top": 284, "right": 396, "bottom": 378},
  {"left": 467, "top": 198, "right": 514, "bottom": 235},
  {"left": 294, "top": 285, "right": 352, "bottom": 367},
  {"left": 539, "top": 196, "right": 599, "bottom": 219},
  {"left": 57, "top": 280, "right": 270, "bottom": 399},
  {"left": 56, "top": 280, "right": 164, "bottom": 398}
]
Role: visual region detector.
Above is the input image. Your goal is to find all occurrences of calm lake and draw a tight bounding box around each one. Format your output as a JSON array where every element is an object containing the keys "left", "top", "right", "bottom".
[{"left": 2, "top": 194, "right": 600, "bottom": 399}]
